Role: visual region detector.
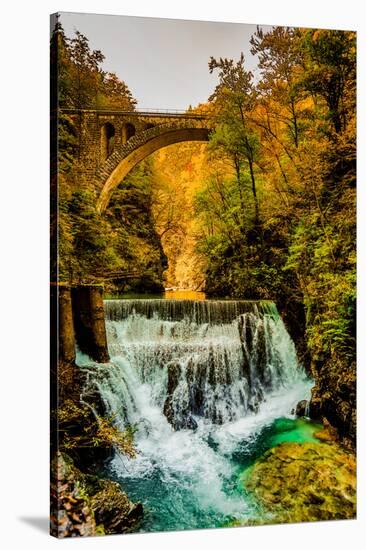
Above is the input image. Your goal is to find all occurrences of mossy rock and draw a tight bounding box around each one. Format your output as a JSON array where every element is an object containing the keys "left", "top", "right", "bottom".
[
  {"left": 50, "top": 452, "right": 142, "bottom": 538},
  {"left": 90, "top": 479, "right": 143, "bottom": 534},
  {"left": 243, "top": 442, "right": 356, "bottom": 524}
]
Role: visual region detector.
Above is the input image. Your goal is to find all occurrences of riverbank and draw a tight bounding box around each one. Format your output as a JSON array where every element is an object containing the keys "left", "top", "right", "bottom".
[
  {"left": 229, "top": 417, "right": 356, "bottom": 527},
  {"left": 50, "top": 452, "right": 143, "bottom": 537},
  {"left": 239, "top": 437, "right": 356, "bottom": 526},
  {"left": 52, "top": 292, "right": 356, "bottom": 536}
]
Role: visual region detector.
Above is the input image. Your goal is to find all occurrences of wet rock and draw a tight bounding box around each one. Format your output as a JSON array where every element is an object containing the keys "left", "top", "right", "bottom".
[
  {"left": 186, "top": 360, "right": 205, "bottom": 414},
  {"left": 295, "top": 399, "right": 308, "bottom": 417},
  {"left": 90, "top": 479, "right": 143, "bottom": 534},
  {"left": 309, "top": 359, "right": 356, "bottom": 448},
  {"left": 243, "top": 442, "right": 356, "bottom": 524},
  {"left": 314, "top": 421, "right": 338, "bottom": 443},
  {"left": 163, "top": 396, "right": 198, "bottom": 430},
  {"left": 166, "top": 362, "right": 182, "bottom": 395},
  {"left": 248, "top": 387, "right": 264, "bottom": 414},
  {"left": 308, "top": 396, "right": 322, "bottom": 419},
  {"left": 163, "top": 363, "right": 181, "bottom": 428},
  {"left": 163, "top": 362, "right": 198, "bottom": 430},
  {"left": 248, "top": 402, "right": 259, "bottom": 414},
  {"left": 238, "top": 314, "right": 254, "bottom": 355}
]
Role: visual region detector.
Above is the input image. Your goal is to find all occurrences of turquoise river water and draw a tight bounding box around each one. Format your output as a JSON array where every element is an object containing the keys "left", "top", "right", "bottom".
[{"left": 77, "top": 297, "right": 320, "bottom": 533}]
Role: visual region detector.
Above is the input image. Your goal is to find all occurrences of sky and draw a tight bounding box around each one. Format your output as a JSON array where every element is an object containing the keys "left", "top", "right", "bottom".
[{"left": 59, "top": 12, "right": 271, "bottom": 111}]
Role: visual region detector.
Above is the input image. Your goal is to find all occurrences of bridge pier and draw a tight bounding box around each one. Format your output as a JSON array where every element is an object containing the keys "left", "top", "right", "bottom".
[
  {"left": 71, "top": 285, "right": 110, "bottom": 363},
  {"left": 58, "top": 286, "right": 76, "bottom": 364},
  {"left": 51, "top": 284, "right": 77, "bottom": 406}
]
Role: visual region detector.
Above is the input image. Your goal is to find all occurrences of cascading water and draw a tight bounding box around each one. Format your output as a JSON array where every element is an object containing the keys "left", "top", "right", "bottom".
[{"left": 77, "top": 299, "right": 313, "bottom": 532}]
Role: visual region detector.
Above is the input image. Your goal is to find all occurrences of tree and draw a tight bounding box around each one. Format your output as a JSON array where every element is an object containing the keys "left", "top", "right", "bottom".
[
  {"left": 208, "top": 54, "right": 261, "bottom": 222},
  {"left": 195, "top": 27, "right": 356, "bottom": 378},
  {"left": 99, "top": 72, "right": 137, "bottom": 110},
  {"left": 300, "top": 30, "right": 356, "bottom": 134},
  {"left": 67, "top": 30, "right": 105, "bottom": 108},
  {"left": 52, "top": 23, "right": 136, "bottom": 111},
  {"left": 250, "top": 26, "right": 304, "bottom": 147}
]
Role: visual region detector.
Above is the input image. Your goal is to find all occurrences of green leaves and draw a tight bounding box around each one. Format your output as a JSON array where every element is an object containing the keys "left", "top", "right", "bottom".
[
  {"left": 200, "top": 26, "right": 355, "bottom": 371},
  {"left": 285, "top": 201, "right": 355, "bottom": 362},
  {"left": 58, "top": 161, "right": 166, "bottom": 288},
  {"left": 299, "top": 30, "right": 356, "bottom": 134}
]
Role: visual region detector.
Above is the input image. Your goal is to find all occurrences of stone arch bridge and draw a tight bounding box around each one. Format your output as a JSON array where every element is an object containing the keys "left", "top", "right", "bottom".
[{"left": 61, "top": 108, "right": 212, "bottom": 213}]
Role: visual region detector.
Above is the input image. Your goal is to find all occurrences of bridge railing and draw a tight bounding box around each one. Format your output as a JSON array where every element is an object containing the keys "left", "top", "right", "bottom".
[
  {"left": 59, "top": 107, "right": 211, "bottom": 119},
  {"left": 80, "top": 270, "right": 143, "bottom": 283},
  {"left": 134, "top": 108, "right": 206, "bottom": 115}
]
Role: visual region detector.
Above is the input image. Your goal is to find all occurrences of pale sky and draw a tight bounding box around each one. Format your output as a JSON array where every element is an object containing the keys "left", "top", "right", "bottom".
[{"left": 59, "top": 12, "right": 271, "bottom": 110}]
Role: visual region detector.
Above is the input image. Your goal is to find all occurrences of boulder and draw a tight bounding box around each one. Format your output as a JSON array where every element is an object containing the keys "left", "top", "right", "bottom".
[
  {"left": 163, "top": 362, "right": 198, "bottom": 430},
  {"left": 309, "top": 358, "right": 356, "bottom": 448},
  {"left": 294, "top": 399, "right": 308, "bottom": 417}
]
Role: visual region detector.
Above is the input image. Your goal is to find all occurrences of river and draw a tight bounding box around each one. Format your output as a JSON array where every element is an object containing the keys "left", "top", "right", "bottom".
[{"left": 77, "top": 294, "right": 317, "bottom": 532}]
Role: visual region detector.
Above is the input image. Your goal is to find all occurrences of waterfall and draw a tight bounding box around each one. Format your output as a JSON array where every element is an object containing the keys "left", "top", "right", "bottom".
[
  {"left": 104, "top": 298, "right": 272, "bottom": 324},
  {"left": 82, "top": 299, "right": 304, "bottom": 431},
  {"left": 77, "top": 298, "right": 312, "bottom": 531},
  {"left": 77, "top": 300, "right": 311, "bottom": 531}
]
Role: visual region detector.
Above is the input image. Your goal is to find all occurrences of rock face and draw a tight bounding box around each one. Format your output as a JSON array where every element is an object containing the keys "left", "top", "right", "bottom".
[
  {"left": 50, "top": 452, "right": 142, "bottom": 538},
  {"left": 50, "top": 453, "right": 97, "bottom": 538},
  {"left": 309, "top": 359, "right": 356, "bottom": 448},
  {"left": 163, "top": 362, "right": 198, "bottom": 430},
  {"left": 244, "top": 442, "right": 356, "bottom": 524},
  {"left": 56, "top": 388, "right": 112, "bottom": 473}
]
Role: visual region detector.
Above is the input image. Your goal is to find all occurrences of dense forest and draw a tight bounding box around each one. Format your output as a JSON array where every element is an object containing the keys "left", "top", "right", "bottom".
[
  {"left": 142, "top": 29, "right": 356, "bottom": 444},
  {"left": 53, "top": 22, "right": 356, "bottom": 442},
  {"left": 52, "top": 24, "right": 167, "bottom": 293},
  {"left": 201, "top": 28, "right": 356, "bottom": 444}
]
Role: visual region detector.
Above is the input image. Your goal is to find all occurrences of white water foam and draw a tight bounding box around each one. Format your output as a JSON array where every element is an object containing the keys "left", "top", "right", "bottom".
[{"left": 77, "top": 299, "right": 312, "bottom": 527}]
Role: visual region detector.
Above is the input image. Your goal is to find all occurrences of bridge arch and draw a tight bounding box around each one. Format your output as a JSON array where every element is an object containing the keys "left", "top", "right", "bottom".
[{"left": 96, "top": 126, "right": 209, "bottom": 213}]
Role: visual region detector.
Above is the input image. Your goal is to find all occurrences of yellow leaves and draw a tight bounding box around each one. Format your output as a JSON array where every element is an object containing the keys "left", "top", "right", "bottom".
[
  {"left": 95, "top": 417, "right": 136, "bottom": 459},
  {"left": 150, "top": 142, "right": 212, "bottom": 287},
  {"left": 58, "top": 399, "right": 137, "bottom": 458}
]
